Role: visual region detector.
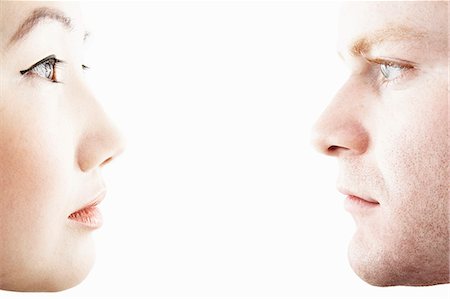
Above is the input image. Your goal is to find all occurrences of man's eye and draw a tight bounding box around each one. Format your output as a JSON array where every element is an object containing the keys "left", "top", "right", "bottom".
[
  {"left": 20, "top": 55, "right": 63, "bottom": 83},
  {"left": 380, "top": 63, "right": 403, "bottom": 81}
]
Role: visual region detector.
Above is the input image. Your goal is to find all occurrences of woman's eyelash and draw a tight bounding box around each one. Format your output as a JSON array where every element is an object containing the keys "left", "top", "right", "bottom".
[{"left": 20, "top": 55, "right": 63, "bottom": 83}]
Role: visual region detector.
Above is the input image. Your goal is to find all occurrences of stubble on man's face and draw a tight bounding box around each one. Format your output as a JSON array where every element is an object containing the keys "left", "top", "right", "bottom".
[{"left": 334, "top": 1, "right": 449, "bottom": 286}]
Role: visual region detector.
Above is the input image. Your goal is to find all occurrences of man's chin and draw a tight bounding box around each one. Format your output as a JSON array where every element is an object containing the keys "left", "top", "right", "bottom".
[
  {"left": 347, "top": 239, "right": 390, "bottom": 287},
  {"left": 347, "top": 236, "right": 450, "bottom": 287}
]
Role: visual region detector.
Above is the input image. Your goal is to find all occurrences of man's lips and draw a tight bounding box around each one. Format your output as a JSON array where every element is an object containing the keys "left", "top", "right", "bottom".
[
  {"left": 337, "top": 187, "right": 380, "bottom": 213},
  {"left": 68, "top": 190, "right": 106, "bottom": 229},
  {"left": 345, "top": 194, "right": 379, "bottom": 206}
]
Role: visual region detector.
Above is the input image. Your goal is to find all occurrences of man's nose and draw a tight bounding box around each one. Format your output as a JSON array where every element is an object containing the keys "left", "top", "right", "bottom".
[{"left": 311, "top": 78, "right": 369, "bottom": 157}]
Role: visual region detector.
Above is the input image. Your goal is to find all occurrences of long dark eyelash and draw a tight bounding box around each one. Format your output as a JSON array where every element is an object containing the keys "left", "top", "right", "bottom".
[
  {"left": 19, "top": 54, "right": 62, "bottom": 75},
  {"left": 20, "top": 55, "right": 65, "bottom": 84}
]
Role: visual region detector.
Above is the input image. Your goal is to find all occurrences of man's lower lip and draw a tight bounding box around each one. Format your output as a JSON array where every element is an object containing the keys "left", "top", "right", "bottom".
[
  {"left": 344, "top": 195, "right": 379, "bottom": 212},
  {"left": 68, "top": 206, "right": 103, "bottom": 229}
]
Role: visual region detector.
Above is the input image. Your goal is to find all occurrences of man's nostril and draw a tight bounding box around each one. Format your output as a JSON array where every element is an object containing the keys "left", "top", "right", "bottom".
[{"left": 328, "top": 145, "right": 339, "bottom": 152}]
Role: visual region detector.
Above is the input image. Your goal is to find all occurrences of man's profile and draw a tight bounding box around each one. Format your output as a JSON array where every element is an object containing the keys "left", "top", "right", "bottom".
[{"left": 312, "top": 1, "right": 449, "bottom": 286}]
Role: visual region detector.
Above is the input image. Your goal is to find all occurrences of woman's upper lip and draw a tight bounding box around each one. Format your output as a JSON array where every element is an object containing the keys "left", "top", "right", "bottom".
[
  {"left": 70, "top": 190, "right": 107, "bottom": 215},
  {"left": 337, "top": 187, "right": 379, "bottom": 204}
]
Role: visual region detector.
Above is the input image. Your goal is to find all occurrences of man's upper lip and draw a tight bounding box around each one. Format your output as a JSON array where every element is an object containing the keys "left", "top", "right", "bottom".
[
  {"left": 337, "top": 187, "right": 379, "bottom": 204},
  {"left": 71, "top": 190, "right": 107, "bottom": 214}
]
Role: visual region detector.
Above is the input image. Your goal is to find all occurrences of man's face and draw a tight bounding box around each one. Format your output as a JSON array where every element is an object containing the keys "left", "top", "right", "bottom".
[{"left": 312, "top": 1, "right": 449, "bottom": 286}]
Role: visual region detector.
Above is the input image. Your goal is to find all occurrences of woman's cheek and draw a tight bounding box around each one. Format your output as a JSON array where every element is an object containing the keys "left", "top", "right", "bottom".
[{"left": 0, "top": 105, "right": 73, "bottom": 243}]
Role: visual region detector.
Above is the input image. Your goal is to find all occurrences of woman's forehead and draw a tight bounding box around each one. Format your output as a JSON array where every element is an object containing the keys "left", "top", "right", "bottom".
[{"left": 1, "top": 2, "right": 83, "bottom": 50}]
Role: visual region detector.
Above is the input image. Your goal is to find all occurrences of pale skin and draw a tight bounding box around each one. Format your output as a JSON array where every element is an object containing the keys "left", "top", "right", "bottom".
[
  {"left": 1, "top": 0, "right": 448, "bottom": 293},
  {"left": 0, "top": 1, "right": 125, "bottom": 292},
  {"left": 312, "top": 2, "right": 449, "bottom": 286}
]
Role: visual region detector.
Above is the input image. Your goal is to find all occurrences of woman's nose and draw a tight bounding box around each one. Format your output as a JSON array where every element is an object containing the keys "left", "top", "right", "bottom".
[
  {"left": 311, "top": 78, "right": 370, "bottom": 157},
  {"left": 76, "top": 93, "right": 126, "bottom": 172}
]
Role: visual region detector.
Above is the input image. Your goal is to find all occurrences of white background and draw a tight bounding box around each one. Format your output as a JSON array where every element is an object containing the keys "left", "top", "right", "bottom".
[{"left": 2, "top": 1, "right": 449, "bottom": 298}]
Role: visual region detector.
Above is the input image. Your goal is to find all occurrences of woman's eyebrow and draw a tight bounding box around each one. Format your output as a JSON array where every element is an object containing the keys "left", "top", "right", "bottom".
[
  {"left": 8, "top": 7, "right": 73, "bottom": 46},
  {"left": 83, "top": 31, "right": 90, "bottom": 42}
]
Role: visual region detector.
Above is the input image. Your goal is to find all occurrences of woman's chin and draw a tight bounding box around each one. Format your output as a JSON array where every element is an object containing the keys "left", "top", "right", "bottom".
[{"left": 1, "top": 241, "right": 96, "bottom": 292}]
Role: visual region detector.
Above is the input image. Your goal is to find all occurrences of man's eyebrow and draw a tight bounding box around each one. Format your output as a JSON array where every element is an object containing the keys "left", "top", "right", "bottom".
[
  {"left": 8, "top": 7, "right": 72, "bottom": 46},
  {"left": 349, "top": 25, "right": 427, "bottom": 57}
]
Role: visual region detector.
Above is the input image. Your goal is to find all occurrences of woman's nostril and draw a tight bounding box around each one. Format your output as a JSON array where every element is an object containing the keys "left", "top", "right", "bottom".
[{"left": 101, "top": 157, "right": 113, "bottom": 167}]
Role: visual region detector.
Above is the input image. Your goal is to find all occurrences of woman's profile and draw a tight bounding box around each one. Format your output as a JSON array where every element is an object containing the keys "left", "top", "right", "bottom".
[{"left": 0, "top": 1, "right": 125, "bottom": 292}]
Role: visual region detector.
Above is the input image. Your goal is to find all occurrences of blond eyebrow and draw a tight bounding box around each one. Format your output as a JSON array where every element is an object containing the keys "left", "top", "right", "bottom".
[
  {"left": 8, "top": 7, "right": 72, "bottom": 46},
  {"left": 349, "top": 25, "right": 426, "bottom": 57}
]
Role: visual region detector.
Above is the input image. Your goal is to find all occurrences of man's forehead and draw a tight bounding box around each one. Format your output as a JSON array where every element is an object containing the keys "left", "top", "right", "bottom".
[{"left": 338, "top": 1, "right": 448, "bottom": 57}]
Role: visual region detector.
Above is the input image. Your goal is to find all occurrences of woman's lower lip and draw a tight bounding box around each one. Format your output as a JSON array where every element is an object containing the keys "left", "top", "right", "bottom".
[
  {"left": 344, "top": 195, "right": 379, "bottom": 213},
  {"left": 68, "top": 206, "right": 103, "bottom": 229}
]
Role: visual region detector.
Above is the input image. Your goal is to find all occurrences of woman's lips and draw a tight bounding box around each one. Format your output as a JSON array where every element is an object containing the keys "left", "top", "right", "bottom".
[
  {"left": 68, "top": 191, "right": 106, "bottom": 229},
  {"left": 68, "top": 205, "right": 103, "bottom": 229}
]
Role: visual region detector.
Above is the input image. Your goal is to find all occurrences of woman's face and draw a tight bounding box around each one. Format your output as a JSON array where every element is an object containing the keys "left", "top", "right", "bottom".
[{"left": 0, "top": 2, "right": 124, "bottom": 291}]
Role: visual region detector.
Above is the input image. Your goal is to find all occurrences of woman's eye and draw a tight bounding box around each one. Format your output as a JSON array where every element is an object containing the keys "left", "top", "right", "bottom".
[
  {"left": 380, "top": 63, "right": 403, "bottom": 81},
  {"left": 33, "top": 60, "right": 56, "bottom": 80},
  {"left": 20, "top": 55, "right": 63, "bottom": 83}
]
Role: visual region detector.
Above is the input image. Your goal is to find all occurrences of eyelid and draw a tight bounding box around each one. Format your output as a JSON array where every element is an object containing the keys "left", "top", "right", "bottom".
[
  {"left": 365, "top": 56, "right": 417, "bottom": 88},
  {"left": 20, "top": 54, "right": 63, "bottom": 75},
  {"left": 364, "top": 56, "right": 417, "bottom": 69}
]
